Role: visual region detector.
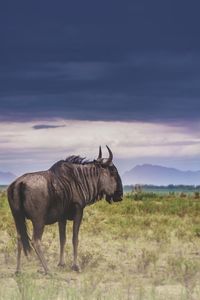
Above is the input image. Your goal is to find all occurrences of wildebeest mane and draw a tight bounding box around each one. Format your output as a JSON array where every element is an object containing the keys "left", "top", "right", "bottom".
[
  {"left": 64, "top": 155, "right": 91, "bottom": 165},
  {"left": 49, "top": 156, "right": 92, "bottom": 173},
  {"left": 49, "top": 155, "right": 99, "bottom": 206}
]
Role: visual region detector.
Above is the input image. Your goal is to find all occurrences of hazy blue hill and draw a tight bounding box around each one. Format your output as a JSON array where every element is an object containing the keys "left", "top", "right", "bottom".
[
  {"left": 0, "top": 172, "right": 16, "bottom": 185},
  {"left": 123, "top": 164, "right": 200, "bottom": 185}
]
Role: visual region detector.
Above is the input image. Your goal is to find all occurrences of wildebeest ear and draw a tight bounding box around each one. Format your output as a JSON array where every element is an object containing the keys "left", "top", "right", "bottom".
[{"left": 93, "top": 159, "right": 101, "bottom": 165}]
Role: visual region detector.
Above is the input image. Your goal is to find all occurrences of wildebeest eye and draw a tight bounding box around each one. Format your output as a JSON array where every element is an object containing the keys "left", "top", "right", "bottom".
[{"left": 109, "top": 166, "right": 118, "bottom": 175}]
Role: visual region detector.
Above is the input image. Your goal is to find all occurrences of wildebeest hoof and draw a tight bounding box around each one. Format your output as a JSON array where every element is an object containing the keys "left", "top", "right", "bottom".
[
  {"left": 71, "top": 264, "right": 80, "bottom": 272},
  {"left": 46, "top": 272, "right": 53, "bottom": 278},
  {"left": 58, "top": 262, "right": 66, "bottom": 268},
  {"left": 37, "top": 269, "right": 50, "bottom": 276},
  {"left": 15, "top": 270, "right": 21, "bottom": 276}
]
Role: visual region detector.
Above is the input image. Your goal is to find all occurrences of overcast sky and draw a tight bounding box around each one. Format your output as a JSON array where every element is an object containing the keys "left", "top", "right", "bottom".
[{"left": 1, "top": 1, "right": 200, "bottom": 176}]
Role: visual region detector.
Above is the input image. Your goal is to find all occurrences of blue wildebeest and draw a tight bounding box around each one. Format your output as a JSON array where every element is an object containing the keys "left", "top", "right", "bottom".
[{"left": 7, "top": 146, "right": 123, "bottom": 274}]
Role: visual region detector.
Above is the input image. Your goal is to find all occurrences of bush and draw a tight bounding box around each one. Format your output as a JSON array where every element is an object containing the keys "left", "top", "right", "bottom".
[{"left": 194, "top": 191, "right": 200, "bottom": 199}]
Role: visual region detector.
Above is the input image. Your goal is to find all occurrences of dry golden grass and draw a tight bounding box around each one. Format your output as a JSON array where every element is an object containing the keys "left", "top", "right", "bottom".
[{"left": 1, "top": 189, "right": 200, "bottom": 299}]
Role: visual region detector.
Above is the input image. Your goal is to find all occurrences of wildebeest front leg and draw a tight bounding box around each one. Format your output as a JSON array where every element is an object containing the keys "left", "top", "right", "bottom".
[
  {"left": 72, "top": 203, "right": 83, "bottom": 272},
  {"left": 58, "top": 220, "right": 67, "bottom": 267}
]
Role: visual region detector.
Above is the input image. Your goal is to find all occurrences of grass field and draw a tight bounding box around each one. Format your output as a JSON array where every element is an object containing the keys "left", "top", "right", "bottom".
[{"left": 1, "top": 189, "right": 200, "bottom": 299}]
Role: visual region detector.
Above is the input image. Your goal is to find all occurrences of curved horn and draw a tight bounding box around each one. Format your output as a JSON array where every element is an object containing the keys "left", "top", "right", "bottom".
[
  {"left": 105, "top": 145, "right": 113, "bottom": 165},
  {"left": 97, "top": 146, "right": 102, "bottom": 160}
]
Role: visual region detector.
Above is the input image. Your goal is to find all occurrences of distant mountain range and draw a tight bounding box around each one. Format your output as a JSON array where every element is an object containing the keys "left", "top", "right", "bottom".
[
  {"left": 0, "top": 172, "right": 16, "bottom": 185},
  {"left": 122, "top": 164, "right": 200, "bottom": 185},
  {"left": 1, "top": 164, "right": 200, "bottom": 186}
]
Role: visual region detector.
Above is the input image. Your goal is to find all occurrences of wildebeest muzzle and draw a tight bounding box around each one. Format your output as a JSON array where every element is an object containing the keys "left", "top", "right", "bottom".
[{"left": 106, "top": 191, "right": 123, "bottom": 204}]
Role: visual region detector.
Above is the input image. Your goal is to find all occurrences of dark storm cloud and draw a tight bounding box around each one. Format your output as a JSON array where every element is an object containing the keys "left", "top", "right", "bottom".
[
  {"left": 33, "top": 124, "right": 66, "bottom": 130},
  {"left": 1, "top": 1, "right": 200, "bottom": 122}
]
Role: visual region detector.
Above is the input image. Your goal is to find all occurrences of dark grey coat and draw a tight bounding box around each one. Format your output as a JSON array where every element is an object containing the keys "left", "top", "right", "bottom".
[{"left": 7, "top": 148, "right": 123, "bottom": 273}]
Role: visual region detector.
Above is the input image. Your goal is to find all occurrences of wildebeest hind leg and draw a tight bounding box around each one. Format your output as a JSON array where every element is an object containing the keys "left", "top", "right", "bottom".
[
  {"left": 58, "top": 220, "right": 67, "bottom": 267},
  {"left": 16, "top": 236, "right": 22, "bottom": 274},
  {"left": 31, "top": 223, "right": 49, "bottom": 274}
]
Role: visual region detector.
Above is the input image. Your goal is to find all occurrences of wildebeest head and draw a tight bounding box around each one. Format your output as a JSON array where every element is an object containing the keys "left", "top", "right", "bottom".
[{"left": 95, "top": 146, "right": 123, "bottom": 204}]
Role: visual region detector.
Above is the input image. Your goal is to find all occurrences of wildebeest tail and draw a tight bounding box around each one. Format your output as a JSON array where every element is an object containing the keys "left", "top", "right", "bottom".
[{"left": 7, "top": 181, "right": 32, "bottom": 256}]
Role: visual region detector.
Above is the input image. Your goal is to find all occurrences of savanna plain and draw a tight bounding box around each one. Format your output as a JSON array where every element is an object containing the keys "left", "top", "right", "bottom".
[{"left": 1, "top": 188, "right": 200, "bottom": 299}]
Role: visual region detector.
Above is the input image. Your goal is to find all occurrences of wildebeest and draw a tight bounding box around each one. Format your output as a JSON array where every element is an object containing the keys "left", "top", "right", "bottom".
[{"left": 7, "top": 146, "right": 123, "bottom": 274}]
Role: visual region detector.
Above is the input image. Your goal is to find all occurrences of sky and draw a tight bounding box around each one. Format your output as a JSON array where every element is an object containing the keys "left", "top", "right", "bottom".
[{"left": 1, "top": 1, "right": 200, "bottom": 176}]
